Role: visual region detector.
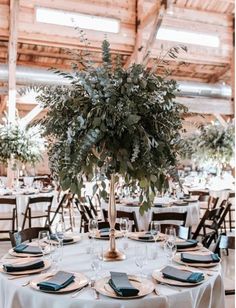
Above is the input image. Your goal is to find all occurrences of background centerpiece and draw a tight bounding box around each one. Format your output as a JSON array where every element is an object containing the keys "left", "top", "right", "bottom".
[
  {"left": 0, "top": 121, "right": 45, "bottom": 188},
  {"left": 30, "top": 39, "right": 187, "bottom": 260}
]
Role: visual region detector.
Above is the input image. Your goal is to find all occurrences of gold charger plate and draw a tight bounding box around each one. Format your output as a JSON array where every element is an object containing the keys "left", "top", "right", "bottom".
[
  {"left": 9, "top": 243, "right": 52, "bottom": 258},
  {"left": 173, "top": 253, "right": 221, "bottom": 268},
  {"left": 48, "top": 235, "right": 81, "bottom": 246},
  {"left": 91, "top": 230, "right": 123, "bottom": 240},
  {"left": 0, "top": 258, "right": 51, "bottom": 275},
  {"left": 152, "top": 267, "right": 208, "bottom": 287},
  {"left": 128, "top": 232, "right": 165, "bottom": 243},
  {"left": 95, "top": 275, "right": 154, "bottom": 299},
  {"left": 30, "top": 272, "right": 89, "bottom": 294}
]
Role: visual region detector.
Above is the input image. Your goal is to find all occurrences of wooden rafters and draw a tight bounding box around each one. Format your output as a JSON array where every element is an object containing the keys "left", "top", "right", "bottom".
[
  {"left": 8, "top": 0, "right": 19, "bottom": 124},
  {"left": 125, "top": 0, "right": 167, "bottom": 67}
]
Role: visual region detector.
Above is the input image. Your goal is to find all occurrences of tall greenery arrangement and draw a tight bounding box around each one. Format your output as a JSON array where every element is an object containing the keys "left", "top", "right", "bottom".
[
  {"left": 181, "top": 122, "right": 235, "bottom": 166},
  {"left": 0, "top": 123, "right": 45, "bottom": 165},
  {"left": 27, "top": 39, "right": 187, "bottom": 214}
]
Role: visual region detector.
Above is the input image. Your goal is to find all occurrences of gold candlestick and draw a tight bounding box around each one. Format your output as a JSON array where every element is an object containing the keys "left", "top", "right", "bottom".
[{"left": 103, "top": 174, "right": 125, "bottom": 261}]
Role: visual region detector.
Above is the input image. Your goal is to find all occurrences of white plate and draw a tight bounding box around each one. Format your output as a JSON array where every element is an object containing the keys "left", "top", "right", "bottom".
[
  {"left": 173, "top": 253, "right": 221, "bottom": 268},
  {"left": 95, "top": 275, "right": 154, "bottom": 299},
  {"left": 0, "top": 258, "right": 51, "bottom": 275},
  {"left": 152, "top": 267, "right": 208, "bottom": 287},
  {"left": 30, "top": 272, "right": 89, "bottom": 294}
]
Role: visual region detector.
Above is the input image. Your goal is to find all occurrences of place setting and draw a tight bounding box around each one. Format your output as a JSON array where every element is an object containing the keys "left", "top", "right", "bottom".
[{"left": 173, "top": 251, "right": 221, "bottom": 268}]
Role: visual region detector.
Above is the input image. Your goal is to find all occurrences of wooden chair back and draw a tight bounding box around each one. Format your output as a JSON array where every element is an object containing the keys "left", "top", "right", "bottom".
[
  {"left": 150, "top": 211, "right": 187, "bottom": 227},
  {"left": 102, "top": 209, "right": 139, "bottom": 231},
  {"left": 9, "top": 226, "right": 51, "bottom": 247},
  {"left": 0, "top": 198, "right": 18, "bottom": 236}
]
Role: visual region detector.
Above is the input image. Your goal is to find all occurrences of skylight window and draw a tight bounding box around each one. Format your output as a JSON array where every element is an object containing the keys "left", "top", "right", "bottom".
[
  {"left": 156, "top": 28, "right": 220, "bottom": 48},
  {"left": 36, "top": 7, "right": 120, "bottom": 33}
]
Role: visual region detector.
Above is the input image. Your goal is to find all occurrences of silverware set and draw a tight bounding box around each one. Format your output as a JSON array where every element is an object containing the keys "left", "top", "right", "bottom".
[{"left": 71, "top": 279, "right": 99, "bottom": 299}]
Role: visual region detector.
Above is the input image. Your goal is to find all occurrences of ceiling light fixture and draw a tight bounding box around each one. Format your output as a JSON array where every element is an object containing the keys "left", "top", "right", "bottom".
[
  {"left": 36, "top": 7, "right": 120, "bottom": 33},
  {"left": 156, "top": 28, "right": 220, "bottom": 48}
]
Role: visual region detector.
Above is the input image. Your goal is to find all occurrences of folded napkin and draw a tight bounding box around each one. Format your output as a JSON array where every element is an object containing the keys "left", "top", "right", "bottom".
[
  {"left": 161, "top": 266, "right": 204, "bottom": 283},
  {"left": 173, "top": 201, "right": 188, "bottom": 206},
  {"left": 37, "top": 271, "right": 75, "bottom": 291},
  {"left": 138, "top": 231, "right": 156, "bottom": 240},
  {"left": 181, "top": 253, "right": 220, "bottom": 264},
  {"left": 154, "top": 204, "right": 163, "bottom": 208},
  {"left": 50, "top": 234, "right": 74, "bottom": 244},
  {"left": 108, "top": 272, "right": 139, "bottom": 297},
  {"left": 176, "top": 239, "right": 198, "bottom": 250},
  {"left": 3, "top": 260, "right": 44, "bottom": 272},
  {"left": 13, "top": 244, "right": 42, "bottom": 255}
]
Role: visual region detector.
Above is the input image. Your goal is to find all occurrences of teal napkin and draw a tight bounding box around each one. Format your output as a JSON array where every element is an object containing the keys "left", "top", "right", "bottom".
[
  {"left": 14, "top": 244, "right": 42, "bottom": 254},
  {"left": 161, "top": 266, "right": 204, "bottom": 283},
  {"left": 3, "top": 260, "right": 44, "bottom": 272},
  {"left": 37, "top": 271, "right": 75, "bottom": 291},
  {"left": 50, "top": 234, "right": 74, "bottom": 244},
  {"left": 176, "top": 239, "right": 198, "bottom": 250},
  {"left": 108, "top": 272, "right": 139, "bottom": 297},
  {"left": 181, "top": 253, "right": 220, "bottom": 263}
]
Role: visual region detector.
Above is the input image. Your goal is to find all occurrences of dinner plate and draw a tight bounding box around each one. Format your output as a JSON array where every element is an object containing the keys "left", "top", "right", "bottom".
[
  {"left": 173, "top": 253, "right": 221, "bottom": 268},
  {"left": 90, "top": 230, "right": 123, "bottom": 240},
  {"left": 30, "top": 272, "right": 89, "bottom": 294},
  {"left": 94, "top": 275, "right": 154, "bottom": 299},
  {"left": 9, "top": 243, "right": 52, "bottom": 258},
  {"left": 48, "top": 235, "right": 81, "bottom": 246},
  {"left": 177, "top": 243, "right": 203, "bottom": 252},
  {"left": 183, "top": 199, "right": 198, "bottom": 203},
  {"left": 128, "top": 232, "right": 165, "bottom": 242},
  {"left": 0, "top": 259, "right": 51, "bottom": 275},
  {"left": 152, "top": 267, "right": 208, "bottom": 287}
]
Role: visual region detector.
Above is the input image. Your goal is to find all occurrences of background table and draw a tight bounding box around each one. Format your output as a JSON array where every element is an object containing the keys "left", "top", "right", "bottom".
[
  {"left": 102, "top": 199, "right": 200, "bottom": 230},
  {"left": 0, "top": 235, "right": 225, "bottom": 308}
]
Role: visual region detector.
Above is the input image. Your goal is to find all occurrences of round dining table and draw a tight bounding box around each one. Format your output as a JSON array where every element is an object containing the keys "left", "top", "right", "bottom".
[
  {"left": 101, "top": 198, "right": 200, "bottom": 231},
  {"left": 0, "top": 235, "right": 225, "bottom": 308}
]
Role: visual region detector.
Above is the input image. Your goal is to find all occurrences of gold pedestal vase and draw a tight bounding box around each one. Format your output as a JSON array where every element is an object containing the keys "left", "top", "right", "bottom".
[{"left": 103, "top": 174, "right": 126, "bottom": 261}]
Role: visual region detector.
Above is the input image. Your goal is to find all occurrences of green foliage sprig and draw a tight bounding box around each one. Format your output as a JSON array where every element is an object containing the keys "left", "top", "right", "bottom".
[{"left": 26, "top": 39, "right": 187, "bottom": 214}]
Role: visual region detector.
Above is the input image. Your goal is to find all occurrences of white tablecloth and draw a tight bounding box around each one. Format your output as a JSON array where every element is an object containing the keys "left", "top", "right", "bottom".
[
  {"left": 102, "top": 200, "right": 200, "bottom": 231},
  {"left": 0, "top": 235, "right": 225, "bottom": 308},
  {"left": 0, "top": 191, "right": 57, "bottom": 232}
]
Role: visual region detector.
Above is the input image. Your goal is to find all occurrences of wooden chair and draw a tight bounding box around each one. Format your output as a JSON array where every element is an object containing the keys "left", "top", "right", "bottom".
[
  {"left": 86, "top": 196, "right": 98, "bottom": 218},
  {"left": 49, "top": 193, "right": 71, "bottom": 225},
  {"left": 227, "top": 192, "right": 235, "bottom": 232},
  {"left": 102, "top": 209, "right": 139, "bottom": 232},
  {"left": 9, "top": 226, "right": 51, "bottom": 247},
  {"left": 213, "top": 234, "right": 235, "bottom": 296},
  {"left": 21, "top": 196, "right": 54, "bottom": 229},
  {"left": 0, "top": 198, "right": 18, "bottom": 240},
  {"left": 191, "top": 190, "right": 210, "bottom": 202},
  {"left": 150, "top": 212, "right": 187, "bottom": 231},
  {"left": 192, "top": 203, "right": 231, "bottom": 241}
]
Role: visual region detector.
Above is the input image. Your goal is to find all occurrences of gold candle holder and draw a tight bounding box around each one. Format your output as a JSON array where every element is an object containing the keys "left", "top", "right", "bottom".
[{"left": 103, "top": 174, "right": 126, "bottom": 261}]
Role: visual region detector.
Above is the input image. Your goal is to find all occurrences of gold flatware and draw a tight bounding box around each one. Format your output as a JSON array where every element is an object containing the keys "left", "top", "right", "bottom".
[
  {"left": 71, "top": 284, "right": 89, "bottom": 298},
  {"left": 91, "top": 280, "right": 99, "bottom": 299}
]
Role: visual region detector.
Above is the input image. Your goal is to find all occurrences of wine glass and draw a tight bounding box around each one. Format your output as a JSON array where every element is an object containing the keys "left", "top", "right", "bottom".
[
  {"left": 90, "top": 246, "right": 103, "bottom": 279},
  {"left": 150, "top": 221, "right": 161, "bottom": 242},
  {"left": 120, "top": 218, "right": 129, "bottom": 250},
  {"left": 88, "top": 219, "right": 98, "bottom": 239},
  {"left": 55, "top": 220, "right": 65, "bottom": 261},
  {"left": 38, "top": 230, "right": 50, "bottom": 259},
  {"left": 165, "top": 227, "right": 176, "bottom": 263},
  {"left": 135, "top": 246, "right": 147, "bottom": 277}
]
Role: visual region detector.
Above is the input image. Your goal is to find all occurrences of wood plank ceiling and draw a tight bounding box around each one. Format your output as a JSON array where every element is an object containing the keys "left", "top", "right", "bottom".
[{"left": 0, "top": 0, "right": 234, "bottom": 122}]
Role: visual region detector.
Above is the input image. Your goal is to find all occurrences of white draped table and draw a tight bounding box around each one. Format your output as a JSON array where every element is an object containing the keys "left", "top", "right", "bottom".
[
  {"left": 0, "top": 235, "right": 225, "bottom": 308},
  {"left": 0, "top": 189, "right": 57, "bottom": 232},
  {"left": 101, "top": 199, "right": 200, "bottom": 231}
]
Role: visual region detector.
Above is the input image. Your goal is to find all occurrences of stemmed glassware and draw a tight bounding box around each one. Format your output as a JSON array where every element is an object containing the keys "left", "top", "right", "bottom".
[
  {"left": 38, "top": 230, "right": 50, "bottom": 259},
  {"left": 150, "top": 221, "right": 161, "bottom": 242},
  {"left": 120, "top": 218, "right": 129, "bottom": 250},
  {"left": 164, "top": 226, "right": 177, "bottom": 264},
  {"left": 135, "top": 245, "right": 147, "bottom": 277},
  {"left": 90, "top": 245, "right": 103, "bottom": 279}
]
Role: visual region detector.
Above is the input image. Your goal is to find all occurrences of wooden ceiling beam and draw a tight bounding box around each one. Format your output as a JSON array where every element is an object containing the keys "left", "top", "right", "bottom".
[{"left": 8, "top": 0, "right": 19, "bottom": 124}]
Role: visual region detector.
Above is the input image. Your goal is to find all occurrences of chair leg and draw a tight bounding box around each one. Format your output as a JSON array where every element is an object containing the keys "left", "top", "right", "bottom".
[
  {"left": 29, "top": 208, "right": 32, "bottom": 229},
  {"left": 229, "top": 209, "right": 232, "bottom": 232}
]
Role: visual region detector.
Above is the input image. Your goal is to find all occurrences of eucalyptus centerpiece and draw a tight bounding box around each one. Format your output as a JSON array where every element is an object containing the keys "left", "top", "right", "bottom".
[
  {"left": 181, "top": 122, "right": 235, "bottom": 173},
  {"left": 0, "top": 123, "right": 45, "bottom": 187},
  {"left": 29, "top": 39, "right": 187, "bottom": 260}
]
